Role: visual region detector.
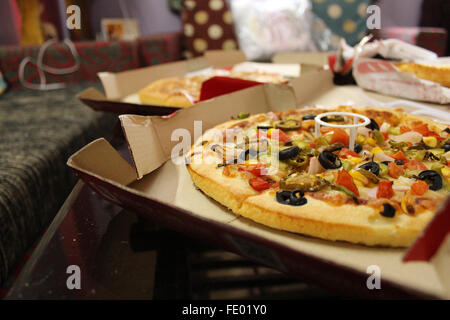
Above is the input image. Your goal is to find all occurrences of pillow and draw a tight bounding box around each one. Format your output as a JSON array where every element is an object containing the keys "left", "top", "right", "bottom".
[
  {"left": 181, "top": 0, "right": 239, "bottom": 58},
  {"left": 311, "top": 0, "right": 371, "bottom": 46}
]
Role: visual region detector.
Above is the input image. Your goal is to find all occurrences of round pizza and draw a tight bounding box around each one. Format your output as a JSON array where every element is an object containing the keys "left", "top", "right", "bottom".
[
  {"left": 186, "top": 106, "right": 450, "bottom": 247},
  {"left": 138, "top": 70, "right": 286, "bottom": 107}
]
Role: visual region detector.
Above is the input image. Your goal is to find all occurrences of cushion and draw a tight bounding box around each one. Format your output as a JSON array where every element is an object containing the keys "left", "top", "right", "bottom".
[
  {"left": 181, "top": 0, "right": 238, "bottom": 58},
  {"left": 312, "top": 0, "right": 371, "bottom": 46}
]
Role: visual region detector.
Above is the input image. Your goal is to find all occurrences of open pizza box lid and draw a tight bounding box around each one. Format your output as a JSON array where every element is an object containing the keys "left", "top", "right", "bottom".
[
  {"left": 272, "top": 51, "right": 331, "bottom": 74},
  {"left": 68, "top": 69, "right": 450, "bottom": 299},
  {"left": 77, "top": 50, "right": 302, "bottom": 116}
]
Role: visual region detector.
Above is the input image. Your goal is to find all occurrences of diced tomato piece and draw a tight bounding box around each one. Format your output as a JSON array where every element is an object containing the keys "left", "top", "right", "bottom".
[
  {"left": 377, "top": 180, "right": 394, "bottom": 199},
  {"left": 320, "top": 128, "right": 349, "bottom": 145},
  {"left": 339, "top": 147, "right": 359, "bottom": 159},
  {"left": 268, "top": 129, "right": 291, "bottom": 143},
  {"left": 412, "top": 124, "right": 429, "bottom": 136},
  {"left": 388, "top": 162, "right": 404, "bottom": 179},
  {"left": 413, "top": 123, "right": 445, "bottom": 140},
  {"left": 404, "top": 159, "right": 427, "bottom": 171},
  {"left": 335, "top": 169, "right": 359, "bottom": 197},
  {"left": 309, "top": 143, "right": 316, "bottom": 148},
  {"left": 400, "top": 125, "right": 411, "bottom": 133},
  {"left": 249, "top": 177, "right": 270, "bottom": 192},
  {"left": 391, "top": 151, "right": 408, "bottom": 162},
  {"left": 381, "top": 131, "right": 389, "bottom": 140},
  {"left": 238, "top": 163, "right": 267, "bottom": 177},
  {"left": 411, "top": 180, "right": 429, "bottom": 196},
  {"left": 332, "top": 128, "right": 349, "bottom": 145},
  {"left": 320, "top": 127, "right": 333, "bottom": 134}
]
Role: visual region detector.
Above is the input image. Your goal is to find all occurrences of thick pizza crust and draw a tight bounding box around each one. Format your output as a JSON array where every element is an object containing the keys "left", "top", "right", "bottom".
[
  {"left": 138, "top": 76, "right": 202, "bottom": 107},
  {"left": 395, "top": 62, "right": 450, "bottom": 88},
  {"left": 186, "top": 106, "right": 447, "bottom": 247}
]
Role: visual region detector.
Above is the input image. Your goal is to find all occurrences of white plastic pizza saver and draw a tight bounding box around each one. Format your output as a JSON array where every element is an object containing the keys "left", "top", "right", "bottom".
[{"left": 314, "top": 112, "right": 371, "bottom": 151}]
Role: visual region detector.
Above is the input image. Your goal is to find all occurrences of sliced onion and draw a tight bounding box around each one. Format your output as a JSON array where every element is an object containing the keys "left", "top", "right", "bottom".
[
  {"left": 374, "top": 152, "right": 395, "bottom": 162},
  {"left": 365, "top": 186, "right": 378, "bottom": 198},
  {"left": 397, "top": 176, "right": 415, "bottom": 186},
  {"left": 308, "top": 156, "right": 326, "bottom": 175},
  {"left": 360, "top": 150, "right": 373, "bottom": 161},
  {"left": 393, "top": 185, "right": 410, "bottom": 191},
  {"left": 380, "top": 122, "right": 391, "bottom": 132},
  {"left": 357, "top": 126, "right": 371, "bottom": 137},
  {"left": 443, "top": 151, "right": 450, "bottom": 161},
  {"left": 392, "top": 131, "right": 422, "bottom": 144}
]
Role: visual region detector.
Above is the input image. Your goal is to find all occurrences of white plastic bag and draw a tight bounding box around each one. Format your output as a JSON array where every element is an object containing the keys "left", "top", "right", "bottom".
[
  {"left": 351, "top": 39, "right": 450, "bottom": 104},
  {"left": 231, "top": 0, "right": 322, "bottom": 61}
]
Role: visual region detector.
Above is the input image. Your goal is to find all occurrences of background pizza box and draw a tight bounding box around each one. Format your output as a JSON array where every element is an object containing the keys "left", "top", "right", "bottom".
[
  {"left": 77, "top": 50, "right": 302, "bottom": 116},
  {"left": 272, "top": 52, "right": 331, "bottom": 74},
  {"left": 68, "top": 69, "right": 449, "bottom": 299}
]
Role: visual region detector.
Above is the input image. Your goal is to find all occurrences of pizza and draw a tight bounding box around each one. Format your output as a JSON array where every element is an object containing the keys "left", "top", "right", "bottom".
[
  {"left": 186, "top": 106, "right": 450, "bottom": 247},
  {"left": 138, "top": 70, "right": 286, "bottom": 107},
  {"left": 395, "top": 62, "right": 450, "bottom": 88}
]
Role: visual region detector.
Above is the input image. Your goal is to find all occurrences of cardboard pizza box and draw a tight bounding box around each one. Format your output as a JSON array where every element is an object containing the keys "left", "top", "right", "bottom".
[
  {"left": 272, "top": 51, "right": 331, "bottom": 74},
  {"left": 68, "top": 69, "right": 450, "bottom": 299},
  {"left": 77, "top": 50, "right": 302, "bottom": 116}
]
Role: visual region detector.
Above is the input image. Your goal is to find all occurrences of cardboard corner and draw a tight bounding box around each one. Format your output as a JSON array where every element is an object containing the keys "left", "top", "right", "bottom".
[
  {"left": 289, "top": 68, "right": 334, "bottom": 106},
  {"left": 67, "top": 138, "right": 137, "bottom": 186},
  {"left": 119, "top": 115, "right": 167, "bottom": 179},
  {"left": 76, "top": 87, "right": 107, "bottom": 101},
  {"left": 204, "top": 50, "right": 247, "bottom": 68}
]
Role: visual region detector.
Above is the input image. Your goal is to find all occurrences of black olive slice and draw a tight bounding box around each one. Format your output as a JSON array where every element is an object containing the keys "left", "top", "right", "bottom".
[
  {"left": 394, "top": 159, "right": 404, "bottom": 165},
  {"left": 257, "top": 125, "right": 273, "bottom": 130},
  {"left": 276, "top": 191, "right": 292, "bottom": 205},
  {"left": 359, "top": 161, "right": 380, "bottom": 176},
  {"left": 444, "top": 128, "right": 450, "bottom": 134},
  {"left": 417, "top": 170, "right": 443, "bottom": 191},
  {"left": 284, "top": 141, "right": 293, "bottom": 146},
  {"left": 444, "top": 143, "right": 450, "bottom": 152},
  {"left": 276, "top": 190, "right": 307, "bottom": 206},
  {"left": 366, "top": 118, "right": 380, "bottom": 131},
  {"left": 353, "top": 143, "right": 362, "bottom": 153},
  {"left": 380, "top": 203, "right": 396, "bottom": 218},
  {"left": 318, "top": 150, "right": 342, "bottom": 169},
  {"left": 302, "top": 115, "right": 316, "bottom": 120},
  {"left": 279, "top": 146, "right": 300, "bottom": 161},
  {"left": 290, "top": 189, "right": 307, "bottom": 206},
  {"left": 381, "top": 161, "right": 391, "bottom": 166}
]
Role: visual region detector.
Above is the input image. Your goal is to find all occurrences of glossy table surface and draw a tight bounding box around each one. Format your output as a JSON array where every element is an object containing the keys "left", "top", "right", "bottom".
[
  {"left": 6, "top": 181, "right": 158, "bottom": 299},
  {"left": 7, "top": 180, "right": 337, "bottom": 300}
]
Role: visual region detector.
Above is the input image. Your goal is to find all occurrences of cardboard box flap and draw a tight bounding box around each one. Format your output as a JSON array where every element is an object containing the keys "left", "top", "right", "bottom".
[
  {"left": 67, "top": 138, "right": 137, "bottom": 185},
  {"left": 289, "top": 69, "right": 334, "bottom": 106},
  {"left": 120, "top": 82, "right": 298, "bottom": 179},
  {"left": 119, "top": 115, "right": 167, "bottom": 179},
  {"left": 273, "top": 52, "right": 331, "bottom": 66},
  {"left": 98, "top": 57, "right": 209, "bottom": 100},
  {"left": 76, "top": 87, "right": 108, "bottom": 101},
  {"left": 203, "top": 50, "right": 247, "bottom": 68}
]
